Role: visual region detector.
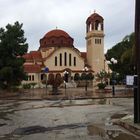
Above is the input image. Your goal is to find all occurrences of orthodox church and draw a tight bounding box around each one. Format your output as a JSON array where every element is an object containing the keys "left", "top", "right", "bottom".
[{"left": 23, "top": 12, "right": 105, "bottom": 86}]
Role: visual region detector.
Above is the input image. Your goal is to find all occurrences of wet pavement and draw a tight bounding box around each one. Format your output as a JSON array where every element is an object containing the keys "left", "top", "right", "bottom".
[
  {"left": 0, "top": 98, "right": 139, "bottom": 140},
  {"left": 0, "top": 86, "right": 133, "bottom": 100}
]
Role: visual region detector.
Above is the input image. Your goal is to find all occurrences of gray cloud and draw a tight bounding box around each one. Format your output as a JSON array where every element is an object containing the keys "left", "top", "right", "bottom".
[{"left": 0, "top": 0, "right": 135, "bottom": 53}]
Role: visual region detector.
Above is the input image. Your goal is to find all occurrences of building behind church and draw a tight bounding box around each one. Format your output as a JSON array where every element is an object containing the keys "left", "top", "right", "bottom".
[{"left": 22, "top": 12, "right": 106, "bottom": 87}]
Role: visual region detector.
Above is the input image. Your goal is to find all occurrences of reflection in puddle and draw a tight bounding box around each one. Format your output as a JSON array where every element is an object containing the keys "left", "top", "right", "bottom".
[
  {"left": 12, "top": 123, "right": 87, "bottom": 135},
  {"left": 111, "top": 113, "right": 127, "bottom": 119},
  {"left": 61, "top": 98, "right": 112, "bottom": 106},
  {"left": 87, "top": 125, "right": 106, "bottom": 137},
  {"left": 0, "top": 123, "right": 7, "bottom": 127},
  {"left": 0, "top": 102, "right": 21, "bottom": 120},
  {"left": 87, "top": 124, "right": 139, "bottom": 140}
]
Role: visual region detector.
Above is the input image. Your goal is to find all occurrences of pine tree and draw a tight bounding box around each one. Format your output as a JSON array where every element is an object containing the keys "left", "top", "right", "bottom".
[{"left": 0, "top": 21, "right": 28, "bottom": 89}]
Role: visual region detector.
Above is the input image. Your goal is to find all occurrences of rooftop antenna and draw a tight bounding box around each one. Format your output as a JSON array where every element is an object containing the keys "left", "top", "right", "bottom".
[{"left": 94, "top": 9, "right": 96, "bottom": 13}]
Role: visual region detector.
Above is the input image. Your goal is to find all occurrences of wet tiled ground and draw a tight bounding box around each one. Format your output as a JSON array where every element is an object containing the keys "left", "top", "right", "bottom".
[{"left": 0, "top": 98, "right": 139, "bottom": 140}]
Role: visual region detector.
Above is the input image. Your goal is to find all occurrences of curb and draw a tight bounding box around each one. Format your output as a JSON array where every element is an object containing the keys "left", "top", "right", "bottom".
[{"left": 114, "top": 121, "right": 140, "bottom": 136}]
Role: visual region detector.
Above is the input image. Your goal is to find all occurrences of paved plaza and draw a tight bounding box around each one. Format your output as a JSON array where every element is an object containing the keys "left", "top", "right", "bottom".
[{"left": 0, "top": 95, "right": 140, "bottom": 140}]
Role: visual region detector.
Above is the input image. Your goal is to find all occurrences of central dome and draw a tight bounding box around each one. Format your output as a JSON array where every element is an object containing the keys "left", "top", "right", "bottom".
[
  {"left": 39, "top": 29, "right": 74, "bottom": 48},
  {"left": 44, "top": 29, "right": 70, "bottom": 38}
]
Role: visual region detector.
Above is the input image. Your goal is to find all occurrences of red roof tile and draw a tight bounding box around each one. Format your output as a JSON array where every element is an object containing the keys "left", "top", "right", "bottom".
[
  {"left": 30, "top": 51, "right": 42, "bottom": 60},
  {"left": 24, "top": 64, "right": 41, "bottom": 73},
  {"left": 23, "top": 51, "right": 42, "bottom": 61},
  {"left": 23, "top": 53, "right": 33, "bottom": 60},
  {"left": 44, "top": 29, "right": 70, "bottom": 38},
  {"left": 81, "top": 52, "right": 87, "bottom": 59}
]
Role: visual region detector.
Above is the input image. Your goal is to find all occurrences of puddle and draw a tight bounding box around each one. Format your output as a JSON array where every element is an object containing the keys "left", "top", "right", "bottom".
[
  {"left": 72, "top": 99, "right": 112, "bottom": 105},
  {"left": 52, "top": 98, "right": 112, "bottom": 107},
  {"left": 12, "top": 123, "right": 87, "bottom": 135},
  {"left": 0, "top": 123, "right": 7, "bottom": 127},
  {"left": 0, "top": 101, "right": 23, "bottom": 120},
  {"left": 111, "top": 113, "right": 127, "bottom": 119},
  {"left": 87, "top": 124, "right": 106, "bottom": 137},
  {"left": 0, "top": 110, "right": 15, "bottom": 120},
  {"left": 13, "top": 125, "right": 47, "bottom": 135},
  {"left": 87, "top": 124, "right": 139, "bottom": 140}
]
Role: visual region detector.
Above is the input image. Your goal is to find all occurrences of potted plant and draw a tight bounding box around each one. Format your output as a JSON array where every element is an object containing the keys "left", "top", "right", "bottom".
[{"left": 96, "top": 70, "right": 109, "bottom": 91}]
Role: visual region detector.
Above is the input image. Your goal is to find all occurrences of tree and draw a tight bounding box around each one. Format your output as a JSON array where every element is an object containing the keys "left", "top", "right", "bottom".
[
  {"left": 55, "top": 73, "right": 63, "bottom": 87},
  {"left": 74, "top": 73, "right": 80, "bottom": 81},
  {"left": 106, "top": 32, "right": 135, "bottom": 80},
  {"left": 0, "top": 21, "right": 28, "bottom": 89},
  {"left": 47, "top": 74, "right": 55, "bottom": 85},
  {"left": 96, "top": 70, "right": 109, "bottom": 89}
]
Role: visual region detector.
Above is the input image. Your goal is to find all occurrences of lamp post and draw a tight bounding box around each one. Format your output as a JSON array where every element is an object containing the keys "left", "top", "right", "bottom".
[
  {"left": 111, "top": 58, "right": 117, "bottom": 96},
  {"left": 134, "top": 0, "right": 140, "bottom": 123},
  {"left": 44, "top": 67, "right": 49, "bottom": 94},
  {"left": 64, "top": 70, "right": 69, "bottom": 97},
  {"left": 83, "top": 66, "right": 88, "bottom": 92},
  {"left": 107, "top": 58, "right": 117, "bottom": 96},
  {"left": 106, "top": 60, "right": 111, "bottom": 85}
]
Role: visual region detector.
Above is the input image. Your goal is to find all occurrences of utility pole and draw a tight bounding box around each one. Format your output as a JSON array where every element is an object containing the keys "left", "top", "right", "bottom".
[{"left": 134, "top": 0, "right": 140, "bottom": 123}]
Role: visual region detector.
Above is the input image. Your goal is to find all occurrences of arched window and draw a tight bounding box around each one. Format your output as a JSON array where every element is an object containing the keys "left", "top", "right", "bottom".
[
  {"left": 89, "top": 23, "right": 92, "bottom": 31},
  {"left": 32, "top": 75, "right": 34, "bottom": 81},
  {"left": 74, "top": 57, "right": 76, "bottom": 66},
  {"left": 55, "top": 56, "right": 57, "bottom": 66},
  {"left": 95, "top": 20, "right": 101, "bottom": 31},
  {"left": 95, "top": 38, "right": 101, "bottom": 44},
  {"left": 100, "top": 39, "right": 101, "bottom": 44},
  {"left": 60, "top": 53, "right": 62, "bottom": 66},
  {"left": 41, "top": 74, "right": 45, "bottom": 81},
  {"left": 64, "top": 52, "right": 67, "bottom": 66},
  {"left": 98, "top": 23, "right": 102, "bottom": 31},
  {"left": 69, "top": 53, "right": 71, "bottom": 66},
  {"left": 28, "top": 75, "right": 31, "bottom": 81}
]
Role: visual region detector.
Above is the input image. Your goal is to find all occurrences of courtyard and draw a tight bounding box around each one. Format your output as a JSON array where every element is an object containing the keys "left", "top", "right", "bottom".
[{"left": 0, "top": 89, "right": 139, "bottom": 140}]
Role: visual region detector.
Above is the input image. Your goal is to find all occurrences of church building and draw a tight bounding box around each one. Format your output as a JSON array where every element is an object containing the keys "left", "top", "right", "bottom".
[{"left": 23, "top": 12, "right": 105, "bottom": 86}]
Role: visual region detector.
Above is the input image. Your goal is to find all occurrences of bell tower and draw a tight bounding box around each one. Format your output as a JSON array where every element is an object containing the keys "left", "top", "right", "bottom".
[{"left": 86, "top": 12, "right": 105, "bottom": 73}]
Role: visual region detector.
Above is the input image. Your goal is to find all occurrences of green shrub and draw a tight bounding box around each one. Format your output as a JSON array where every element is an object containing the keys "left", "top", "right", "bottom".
[
  {"left": 30, "top": 83, "right": 37, "bottom": 88},
  {"left": 97, "top": 83, "right": 106, "bottom": 89},
  {"left": 22, "top": 83, "right": 31, "bottom": 89}
]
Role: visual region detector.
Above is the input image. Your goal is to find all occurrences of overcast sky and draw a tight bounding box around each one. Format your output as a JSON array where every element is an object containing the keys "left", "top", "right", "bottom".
[{"left": 0, "top": 0, "right": 135, "bottom": 53}]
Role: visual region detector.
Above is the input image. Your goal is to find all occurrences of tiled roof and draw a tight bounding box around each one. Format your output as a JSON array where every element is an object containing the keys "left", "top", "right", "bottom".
[
  {"left": 44, "top": 29, "right": 70, "bottom": 38},
  {"left": 24, "top": 64, "right": 41, "bottom": 73},
  {"left": 23, "top": 53, "right": 33, "bottom": 60},
  {"left": 86, "top": 12, "right": 103, "bottom": 24},
  {"left": 30, "top": 51, "right": 42, "bottom": 60},
  {"left": 81, "top": 52, "right": 87, "bottom": 59},
  {"left": 88, "top": 13, "right": 103, "bottom": 19},
  {"left": 23, "top": 51, "right": 42, "bottom": 61}
]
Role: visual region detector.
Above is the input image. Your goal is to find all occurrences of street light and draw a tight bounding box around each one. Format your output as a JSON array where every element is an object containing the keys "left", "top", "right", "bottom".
[
  {"left": 83, "top": 66, "right": 89, "bottom": 92},
  {"left": 107, "top": 58, "right": 118, "bottom": 96},
  {"left": 134, "top": 0, "right": 140, "bottom": 123},
  {"left": 64, "top": 70, "right": 69, "bottom": 97}
]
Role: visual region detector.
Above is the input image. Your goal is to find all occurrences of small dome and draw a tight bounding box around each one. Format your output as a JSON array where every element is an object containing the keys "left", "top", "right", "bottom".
[
  {"left": 44, "top": 29, "right": 70, "bottom": 38},
  {"left": 86, "top": 13, "right": 103, "bottom": 24},
  {"left": 39, "top": 29, "right": 74, "bottom": 48}
]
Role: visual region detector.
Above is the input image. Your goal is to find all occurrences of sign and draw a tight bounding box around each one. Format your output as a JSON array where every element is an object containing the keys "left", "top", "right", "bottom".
[
  {"left": 126, "top": 75, "right": 134, "bottom": 86},
  {"left": 44, "top": 67, "right": 49, "bottom": 73}
]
